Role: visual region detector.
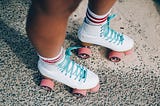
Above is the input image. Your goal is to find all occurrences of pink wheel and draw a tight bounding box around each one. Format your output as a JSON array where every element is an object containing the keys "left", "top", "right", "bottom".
[
  {"left": 40, "top": 78, "right": 54, "bottom": 90},
  {"left": 90, "top": 84, "right": 100, "bottom": 93},
  {"left": 72, "top": 89, "right": 87, "bottom": 97},
  {"left": 109, "top": 51, "right": 124, "bottom": 62},
  {"left": 124, "top": 49, "right": 133, "bottom": 55},
  {"left": 78, "top": 47, "right": 91, "bottom": 59}
]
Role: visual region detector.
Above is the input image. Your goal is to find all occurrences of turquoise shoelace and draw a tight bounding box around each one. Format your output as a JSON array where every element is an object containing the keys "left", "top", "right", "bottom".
[
  {"left": 57, "top": 47, "right": 87, "bottom": 83},
  {"left": 100, "top": 14, "right": 124, "bottom": 45}
]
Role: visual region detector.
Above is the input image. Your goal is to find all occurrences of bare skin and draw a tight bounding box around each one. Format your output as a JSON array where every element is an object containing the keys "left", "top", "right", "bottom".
[
  {"left": 26, "top": 0, "right": 82, "bottom": 58},
  {"left": 89, "top": 0, "right": 116, "bottom": 15},
  {"left": 26, "top": 0, "right": 116, "bottom": 58}
]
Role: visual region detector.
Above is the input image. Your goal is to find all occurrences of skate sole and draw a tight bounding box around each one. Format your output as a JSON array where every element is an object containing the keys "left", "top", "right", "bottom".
[
  {"left": 78, "top": 41, "right": 133, "bottom": 62},
  {"left": 40, "top": 76, "right": 100, "bottom": 97}
]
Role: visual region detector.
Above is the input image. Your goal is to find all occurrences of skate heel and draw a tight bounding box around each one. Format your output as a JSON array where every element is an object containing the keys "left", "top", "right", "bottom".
[
  {"left": 108, "top": 48, "right": 134, "bottom": 62},
  {"left": 40, "top": 77, "right": 55, "bottom": 91},
  {"left": 72, "top": 84, "right": 100, "bottom": 97},
  {"left": 78, "top": 42, "right": 92, "bottom": 59}
]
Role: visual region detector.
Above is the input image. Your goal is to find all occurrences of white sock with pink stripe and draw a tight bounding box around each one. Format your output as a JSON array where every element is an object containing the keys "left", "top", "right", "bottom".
[
  {"left": 38, "top": 48, "right": 64, "bottom": 64},
  {"left": 85, "top": 7, "right": 111, "bottom": 25}
]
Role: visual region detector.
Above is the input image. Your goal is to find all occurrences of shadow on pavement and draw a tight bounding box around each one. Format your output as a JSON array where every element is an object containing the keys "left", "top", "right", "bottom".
[
  {"left": 0, "top": 19, "right": 41, "bottom": 84},
  {"left": 153, "top": 0, "right": 160, "bottom": 15}
]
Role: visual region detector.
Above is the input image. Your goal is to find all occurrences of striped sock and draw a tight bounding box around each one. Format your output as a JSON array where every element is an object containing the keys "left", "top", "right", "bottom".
[
  {"left": 38, "top": 48, "right": 64, "bottom": 64},
  {"left": 85, "top": 7, "right": 111, "bottom": 25}
]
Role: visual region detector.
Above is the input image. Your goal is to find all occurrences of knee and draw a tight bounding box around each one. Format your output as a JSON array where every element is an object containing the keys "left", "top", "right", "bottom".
[{"left": 32, "top": 0, "right": 82, "bottom": 17}]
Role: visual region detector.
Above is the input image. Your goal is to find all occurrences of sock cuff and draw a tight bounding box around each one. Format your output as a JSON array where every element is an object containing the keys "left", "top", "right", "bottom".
[
  {"left": 38, "top": 47, "right": 64, "bottom": 63},
  {"left": 85, "top": 7, "right": 112, "bottom": 25},
  {"left": 87, "top": 7, "right": 111, "bottom": 19}
]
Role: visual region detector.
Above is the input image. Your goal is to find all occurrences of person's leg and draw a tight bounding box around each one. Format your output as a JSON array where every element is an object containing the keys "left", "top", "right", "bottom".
[
  {"left": 88, "top": 0, "right": 116, "bottom": 15},
  {"left": 85, "top": 0, "right": 116, "bottom": 25},
  {"left": 26, "top": 0, "right": 82, "bottom": 58},
  {"left": 78, "top": 0, "right": 134, "bottom": 58},
  {"left": 26, "top": 0, "right": 99, "bottom": 93}
]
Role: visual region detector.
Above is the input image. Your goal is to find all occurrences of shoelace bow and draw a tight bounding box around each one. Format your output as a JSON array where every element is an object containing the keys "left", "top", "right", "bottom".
[
  {"left": 57, "top": 47, "right": 87, "bottom": 83},
  {"left": 100, "top": 14, "right": 124, "bottom": 45}
]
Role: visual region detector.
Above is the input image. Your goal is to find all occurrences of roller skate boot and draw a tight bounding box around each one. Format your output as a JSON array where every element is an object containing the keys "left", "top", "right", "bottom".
[
  {"left": 78, "top": 14, "right": 134, "bottom": 62},
  {"left": 38, "top": 47, "right": 100, "bottom": 96}
]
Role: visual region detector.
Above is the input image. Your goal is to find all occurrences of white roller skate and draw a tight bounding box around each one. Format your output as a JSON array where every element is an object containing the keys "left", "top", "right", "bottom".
[
  {"left": 38, "top": 47, "right": 100, "bottom": 96},
  {"left": 78, "top": 14, "right": 134, "bottom": 62}
]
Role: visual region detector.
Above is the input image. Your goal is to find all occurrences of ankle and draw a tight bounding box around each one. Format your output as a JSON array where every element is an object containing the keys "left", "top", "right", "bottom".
[
  {"left": 38, "top": 47, "right": 64, "bottom": 64},
  {"left": 85, "top": 7, "right": 111, "bottom": 25}
]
